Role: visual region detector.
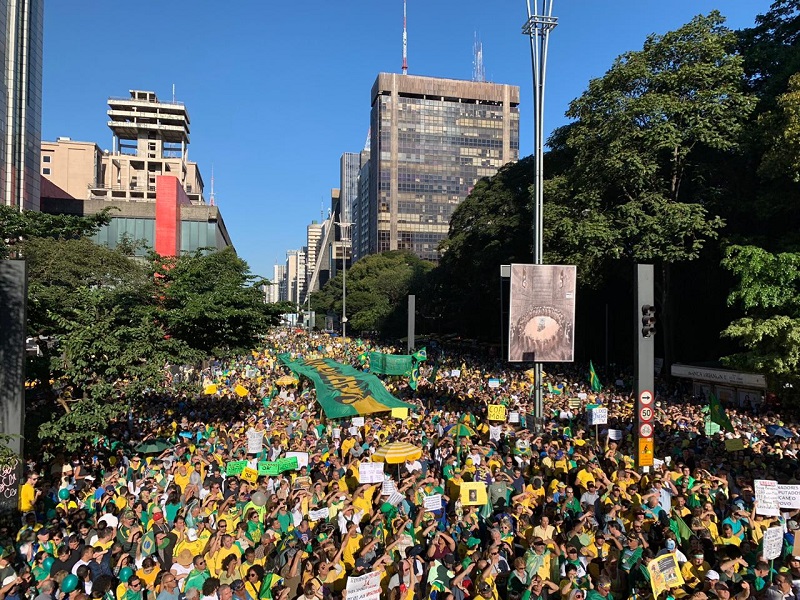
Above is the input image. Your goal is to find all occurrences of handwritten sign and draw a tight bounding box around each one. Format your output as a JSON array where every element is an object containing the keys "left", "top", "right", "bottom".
[
  {"left": 608, "top": 429, "right": 623, "bottom": 440},
  {"left": 488, "top": 405, "right": 507, "bottom": 421},
  {"left": 588, "top": 408, "right": 608, "bottom": 426},
  {"left": 754, "top": 479, "right": 780, "bottom": 516},
  {"left": 423, "top": 494, "right": 442, "bottom": 512},
  {"left": 225, "top": 461, "right": 248, "bottom": 476},
  {"left": 239, "top": 467, "right": 259, "bottom": 484},
  {"left": 256, "top": 456, "right": 298, "bottom": 477},
  {"left": 246, "top": 429, "right": 264, "bottom": 455},
  {"left": 387, "top": 491, "right": 405, "bottom": 506},
  {"left": 346, "top": 571, "right": 382, "bottom": 600},
  {"left": 285, "top": 451, "right": 309, "bottom": 469},
  {"left": 359, "top": 462, "right": 384, "bottom": 484},
  {"left": 352, "top": 417, "right": 365, "bottom": 427},
  {"left": 381, "top": 480, "right": 397, "bottom": 496},
  {"left": 763, "top": 526, "right": 783, "bottom": 560},
  {"left": 309, "top": 507, "right": 330, "bottom": 521},
  {"left": 509, "top": 411, "right": 520, "bottom": 423},
  {"left": 778, "top": 484, "right": 800, "bottom": 509},
  {"left": 488, "top": 379, "right": 501, "bottom": 389}
]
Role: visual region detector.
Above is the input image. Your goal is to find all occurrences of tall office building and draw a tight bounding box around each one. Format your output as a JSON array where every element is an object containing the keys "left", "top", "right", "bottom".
[
  {"left": 1, "top": 0, "right": 44, "bottom": 211},
  {"left": 306, "top": 221, "right": 323, "bottom": 288},
  {"left": 269, "top": 264, "right": 286, "bottom": 303},
  {"left": 351, "top": 149, "right": 370, "bottom": 263},
  {"left": 366, "top": 73, "right": 519, "bottom": 261},
  {"left": 285, "top": 248, "right": 307, "bottom": 309},
  {"left": 339, "top": 152, "right": 359, "bottom": 225}
]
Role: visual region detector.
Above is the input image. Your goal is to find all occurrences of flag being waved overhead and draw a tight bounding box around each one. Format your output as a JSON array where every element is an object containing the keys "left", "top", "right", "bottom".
[
  {"left": 589, "top": 360, "right": 602, "bottom": 392},
  {"left": 709, "top": 392, "right": 734, "bottom": 433}
]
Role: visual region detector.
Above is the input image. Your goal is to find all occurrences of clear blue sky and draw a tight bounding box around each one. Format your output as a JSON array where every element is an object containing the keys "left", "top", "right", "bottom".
[{"left": 42, "top": 1, "right": 772, "bottom": 280}]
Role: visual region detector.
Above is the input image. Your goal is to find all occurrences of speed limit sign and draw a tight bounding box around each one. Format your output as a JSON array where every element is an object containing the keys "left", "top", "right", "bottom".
[
  {"left": 640, "top": 406, "right": 653, "bottom": 421},
  {"left": 640, "top": 390, "right": 653, "bottom": 405}
]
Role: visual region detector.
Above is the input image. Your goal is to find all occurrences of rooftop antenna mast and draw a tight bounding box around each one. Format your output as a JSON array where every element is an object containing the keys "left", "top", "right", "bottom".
[
  {"left": 210, "top": 165, "right": 215, "bottom": 206},
  {"left": 473, "top": 32, "right": 485, "bottom": 82},
  {"left": 402, "top": 0, "right": 408, "bottom": 75},
  {"left": 172, "top": 83, "right": 176, "bottom": 102}
]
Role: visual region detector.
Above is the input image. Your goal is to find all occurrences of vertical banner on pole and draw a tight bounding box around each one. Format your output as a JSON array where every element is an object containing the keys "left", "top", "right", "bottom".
[
  {"left": 635, "top": 264, "right": 655, "bottom": 469},
  {"left": 407, "top": 295, "right": 415, "bottom": 354},
  {"left": 508, "top": 265, "right": 576, "bottom": 362}
]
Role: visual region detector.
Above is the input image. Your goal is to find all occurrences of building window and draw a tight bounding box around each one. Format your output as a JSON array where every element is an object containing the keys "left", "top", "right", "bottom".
[
  {"left": 42, "top": 167, "right": 50, "bottom": 175},
  {"left": 43, "top": 155, "right": 51, "bottom": 163}
]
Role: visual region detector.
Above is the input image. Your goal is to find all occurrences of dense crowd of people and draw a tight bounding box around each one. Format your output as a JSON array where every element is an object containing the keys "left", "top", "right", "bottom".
[{"left": 7, "top": 330, "right": 800, "bottom": 600}]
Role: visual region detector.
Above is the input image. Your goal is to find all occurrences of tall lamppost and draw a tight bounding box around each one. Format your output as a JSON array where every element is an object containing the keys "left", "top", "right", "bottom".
[
  {"left": 335, "top": 221, "right": 352, "bottom": 341},
  {"left": 522, "top": 0, "right": 557, "bottom": 428}
]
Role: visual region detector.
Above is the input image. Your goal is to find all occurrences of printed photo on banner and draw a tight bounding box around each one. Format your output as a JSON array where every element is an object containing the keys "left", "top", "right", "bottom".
[{"left": 508, "top": 264, "right": 576, "bottom": 362}]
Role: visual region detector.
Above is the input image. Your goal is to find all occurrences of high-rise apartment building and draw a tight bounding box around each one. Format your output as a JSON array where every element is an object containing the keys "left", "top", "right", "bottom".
[
  {"left": 1, "top": 0, "right": 44, "bottom": 211},
  {"left": 306, "top": 221, "right": 323, "bottom": 286},
  {"left": 365, "top": 73, "right": 519, "bottom": 261},
  {"left": 285, "top": 248, "right": 307, "bottom": 309}
]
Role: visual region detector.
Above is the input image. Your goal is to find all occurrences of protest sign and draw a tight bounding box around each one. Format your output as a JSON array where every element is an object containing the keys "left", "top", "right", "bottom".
[
  {"left": 352, "top": 417, "right": 365, "bottom": 427},
  {"left": 225, "top": 461, "right": 248, "bottom": 476},
  {"left": 725, "top": 438, "right": 745, "bottom": 452},
  {"left": 239, "top": 467, "right": 259, "bottom": 484},
  {"left": 285, "top": 451, "right": 309, "bottom": 470},
  {"left": 345, "top": 571, "right": 382, "bottom": 600},
  {"left": 569, "top": 398, "right": 582, "bottom": 410},
  {"left": 588, "top": 407, "right": 608, "bottom": 426},
  {"left": 332, "top": 428, "right": 341, "bottom": 439},
  {"left": 509, "top": 411, "right": 520, "bottom": 423},
  {"left": 608, "top": 429, "right": 623, "bottom": 440},
  {"left": 755, "top": 479, "right": 781, "bottom": 516},
  {"left": 309, "top": 507, "right": 330, "bottom": 521},
  {"left": 778, "top": 484, "right": 800, "bottom": 509},
  {"left": 577, "top": 392, "right": 588, "bottom": 400},
  {"left": 348, "top": 427, "right": 359, "bottom": 436},
  {"left": 451, "top": 369, "right": 461, "bottom": 378},
  {"left": 488, "top": 405, "right": 507, "bottom": 421},
  {"left": 234, "top": 385, "right": 249, "bottom": 397},
  {"left": 359, "top": 462, "right": 384, "bottom": 484},
  {"left": 647, "top": 553, "right": 685, "bottom": 600},
  {"left": 387, "top": 492, "right": 405, "bottom": 506},
  {"left": 423, "top": 494, "right": 442, "bottom": 512},
  {"left": 488, "top": 379, "right": 501, "bottom": 389},
  {"left": 277, "top": 456, "right": 298, "bottom": 472},
  {"left": 763, "top": 526, "right": 783, "bottom": 560},
  {"left": 246, "top": 428, "right": 264, "bottom": 455},
  {"left": 460, "top": 482, "right": 488, "bottom": 506},
  {"left": 381, "top": 480, "right": 397, "bottom": 496},
  {"left": 391, "top": 407, "right": 409, "bottom": 419}
]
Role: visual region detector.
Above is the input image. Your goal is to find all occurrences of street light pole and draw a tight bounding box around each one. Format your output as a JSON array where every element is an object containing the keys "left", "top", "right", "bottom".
[
  {"left": 522, "top": 0, "right": 557, "bottom": 430},
  {"left": 335, "top": 221, "right": 352, "bottom": 342}
]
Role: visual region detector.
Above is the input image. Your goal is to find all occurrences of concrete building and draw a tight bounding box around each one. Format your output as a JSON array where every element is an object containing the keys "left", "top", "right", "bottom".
[
  {"left": 40, "top": 90, "right": 232, "bottom": 257},
  {"left": 364, "top": 73, "right": 520, "bottom": 261},
  {"left": 1, "top": 0, "right": 44, "bottom": 211},
  {"left": 285, "top": 248, "right": 307, "bottom": 310},
  {"left": 306, "top": 221, "right": 323, "bottom": 289},
  {"left": 267, "top": 264, "right": 286, "bottom": 304},
  {"left": 40, "top": 138, "right": 103, "bottom": 199}
]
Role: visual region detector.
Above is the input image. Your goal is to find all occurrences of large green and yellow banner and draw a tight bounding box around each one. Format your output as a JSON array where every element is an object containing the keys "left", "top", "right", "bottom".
[
  {"left": 277, "top": 354, "right": 415, "bottom": 419},
  {"left": 368, "top": 352, "right": 413, "bottom": 376}
]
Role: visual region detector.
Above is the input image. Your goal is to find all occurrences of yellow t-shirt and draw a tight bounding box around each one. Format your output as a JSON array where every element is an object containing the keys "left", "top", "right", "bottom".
[{"left": 19, "top": 483, "right": 36, "bottom": 513}]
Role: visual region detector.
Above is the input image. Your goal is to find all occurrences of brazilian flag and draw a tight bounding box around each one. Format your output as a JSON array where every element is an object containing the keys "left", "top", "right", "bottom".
[
  {"left": 709, "top": 392, "right": 734, "bottom": 433},
  {"left": 409, "top": 364, "right": 420, "bottom": 391},
  {"left": 547, "top": 383, "right": 563, "bottom": 395},
  {"left": 589, "top": 361, "right": 602, "bottom": 392},
  {"left": 412, "top": 347, "right": 427, "bottom": 362}
]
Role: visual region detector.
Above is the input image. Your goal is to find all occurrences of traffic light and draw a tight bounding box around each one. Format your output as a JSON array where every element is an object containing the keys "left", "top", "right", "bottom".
[{"left": 641, "top": 304, "right": 656, "bottom": 338}]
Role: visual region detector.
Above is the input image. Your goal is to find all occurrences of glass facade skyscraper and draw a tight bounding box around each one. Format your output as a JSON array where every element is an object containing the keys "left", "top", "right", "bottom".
[
  {"left": 1, "top": 0, "right": 43, "bottom": 211},
  {"left": 367, "top": 73, "right": 519, "bottom": 261}
]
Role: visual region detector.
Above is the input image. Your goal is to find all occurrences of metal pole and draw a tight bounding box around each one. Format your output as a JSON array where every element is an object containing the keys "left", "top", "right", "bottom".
[{"left": 522, "top": 0, "right": 557, "bottom": 430}]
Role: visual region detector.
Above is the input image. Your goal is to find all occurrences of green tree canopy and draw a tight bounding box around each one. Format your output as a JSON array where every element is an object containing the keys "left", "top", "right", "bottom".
[
  {"left": 721, "top": 245, "right": 800, "bottom": 392},
  {"left": 311, "top": 251, "right": 433, "bottom": 337}
]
